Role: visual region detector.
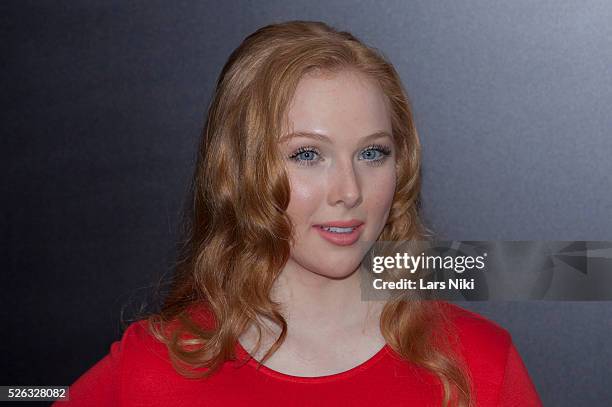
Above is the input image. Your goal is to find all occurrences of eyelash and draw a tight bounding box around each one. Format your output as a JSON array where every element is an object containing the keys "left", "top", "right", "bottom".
[{"left": 287, "top": 144, "right": 392, "bottom": 167}]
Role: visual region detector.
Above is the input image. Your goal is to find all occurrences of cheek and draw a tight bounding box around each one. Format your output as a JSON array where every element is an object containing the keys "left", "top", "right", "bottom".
[
  {"left": 365, "top": 168, "right": 396, "bottom": 215},
  {"left": 285, "top": 171, "right": 323, "bottom": 225}
]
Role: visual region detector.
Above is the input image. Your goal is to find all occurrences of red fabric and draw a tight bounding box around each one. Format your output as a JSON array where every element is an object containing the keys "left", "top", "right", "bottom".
[{"left": 55, "top": 303, "right": 542, "bottom": 406}]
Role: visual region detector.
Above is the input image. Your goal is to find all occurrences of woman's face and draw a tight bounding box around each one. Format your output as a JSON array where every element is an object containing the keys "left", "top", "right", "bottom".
[{"left": 280, "top": 70, "right": 397, "bottom": 279}]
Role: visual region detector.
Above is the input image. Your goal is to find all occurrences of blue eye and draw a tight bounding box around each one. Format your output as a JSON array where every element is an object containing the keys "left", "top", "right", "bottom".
[
  {"left": 288, "top": 146, "right": 320, "bottom": 166},
  {"left": 360, "top": 144, "right": 392, "bottom": 165},
  {"left": 361, "top": 149, "right": 383, "bottom": 160}
]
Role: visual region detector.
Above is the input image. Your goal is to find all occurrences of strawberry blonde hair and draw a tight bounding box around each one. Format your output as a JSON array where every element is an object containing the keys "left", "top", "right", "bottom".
[{"left": 147, "top": 20, "right": 472, "bottom": 406}]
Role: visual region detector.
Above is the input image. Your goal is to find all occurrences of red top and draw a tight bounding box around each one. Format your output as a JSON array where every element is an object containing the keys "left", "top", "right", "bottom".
[{"left": 56, "top": 302, "right": 542, "bottom": 406}]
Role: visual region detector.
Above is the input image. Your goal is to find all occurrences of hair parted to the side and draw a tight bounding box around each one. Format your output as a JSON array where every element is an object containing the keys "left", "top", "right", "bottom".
[{"left": 147, "top": 20, "right": 473, "bottom": 407}]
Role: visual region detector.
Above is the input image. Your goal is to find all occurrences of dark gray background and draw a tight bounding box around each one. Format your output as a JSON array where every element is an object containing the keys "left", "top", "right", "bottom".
[{"left": 3, "top": 1, "right": 611, "bottom": 406}]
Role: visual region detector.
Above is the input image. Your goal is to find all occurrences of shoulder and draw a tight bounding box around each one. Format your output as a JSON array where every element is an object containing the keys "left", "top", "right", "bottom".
[
  {"left": 58, "top": 319, "right": 178, "bottom": 406},
  {"left": 115, "top": 319, "right": 173, "bottom": 372},
  {"left": 436, "top": 302, "right": 543, "bottom": 405},
  {"left": 436, "top": 302, "right": 519, "bottom": 402},
  {"left": 441, "top": 302, "right": 541, "bottom": 406},
  {"left": 438, "top": 301, "right": 512, "bottom": 349},
  {"left": 116, "top": 302, "right": 217, "bottom": 371},
  {"left": 108, "top": 316, "right": 202, "bottom": 402}
]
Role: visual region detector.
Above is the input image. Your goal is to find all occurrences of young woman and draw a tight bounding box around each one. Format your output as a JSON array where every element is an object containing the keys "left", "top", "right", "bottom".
[{"left": 58, "top": 21, "right": 542, "bottom": 406}]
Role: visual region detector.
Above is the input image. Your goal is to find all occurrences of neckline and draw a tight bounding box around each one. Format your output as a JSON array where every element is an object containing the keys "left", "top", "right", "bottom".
[{"left": 234, "top": 339, "right": 391, "bottom": 383}]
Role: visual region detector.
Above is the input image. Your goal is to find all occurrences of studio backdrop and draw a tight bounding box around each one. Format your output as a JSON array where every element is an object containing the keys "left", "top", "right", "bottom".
[{"left": 3, "top": 1, "right": 611, "bottom": 406}]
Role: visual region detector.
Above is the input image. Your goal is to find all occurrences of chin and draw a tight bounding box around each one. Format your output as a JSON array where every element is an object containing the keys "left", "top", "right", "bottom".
[{"left": 311, "top": 258, "right": 364, "bottom": 279}]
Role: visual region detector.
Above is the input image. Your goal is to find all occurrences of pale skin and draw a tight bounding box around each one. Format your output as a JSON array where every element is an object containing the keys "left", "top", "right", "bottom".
[{"left": 238, "top": 69, "right": 397, "bottom": 376}]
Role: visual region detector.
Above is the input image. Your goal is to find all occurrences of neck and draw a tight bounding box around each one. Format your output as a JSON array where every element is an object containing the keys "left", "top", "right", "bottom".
[
  {"left": 238, "top": 261, "right": 386, "bottom": 361},
  {"left": 275, "top": 261, "right": 375, "bottom": 331},
  {"left": 241, "top": 260, "right": 384, "bottom": 347}
]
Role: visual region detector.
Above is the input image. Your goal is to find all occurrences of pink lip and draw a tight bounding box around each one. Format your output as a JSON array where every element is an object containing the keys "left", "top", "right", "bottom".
[{"left": 313, "top": 223, "right": 365, "bottom": 246}]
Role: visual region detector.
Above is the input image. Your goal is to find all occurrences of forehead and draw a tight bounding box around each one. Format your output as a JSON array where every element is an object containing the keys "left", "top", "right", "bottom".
[{"left": 284, "top": 70, "right": 392, "bottom": 138}]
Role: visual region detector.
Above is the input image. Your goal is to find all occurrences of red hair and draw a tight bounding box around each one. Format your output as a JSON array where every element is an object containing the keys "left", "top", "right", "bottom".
[{"left": 147, "top": 21, "right": 472, "bottom": 406}]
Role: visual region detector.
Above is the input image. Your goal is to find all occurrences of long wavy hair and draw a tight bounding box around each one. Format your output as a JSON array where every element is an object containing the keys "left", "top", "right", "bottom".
[{"left": 147, "top": 20, "right": 473, "bottom": 407}]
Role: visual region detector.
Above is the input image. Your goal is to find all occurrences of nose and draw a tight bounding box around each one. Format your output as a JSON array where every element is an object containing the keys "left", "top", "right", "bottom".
[{"left": 327, "top": 158, "right": 363, "bottom": 208}]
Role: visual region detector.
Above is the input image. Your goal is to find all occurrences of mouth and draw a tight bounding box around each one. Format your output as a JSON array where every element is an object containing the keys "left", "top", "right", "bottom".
[
  {"left": 315, "top": 224, "right": 361, "bottom": 233},
  {"left": 312, "top": 222, "right": 365, "bottom": 246}
]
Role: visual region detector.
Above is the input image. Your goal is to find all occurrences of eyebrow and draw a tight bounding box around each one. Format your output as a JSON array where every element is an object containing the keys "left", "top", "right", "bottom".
[{"left": 280, "top": 130, "right": 392, "bottom": 143}]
